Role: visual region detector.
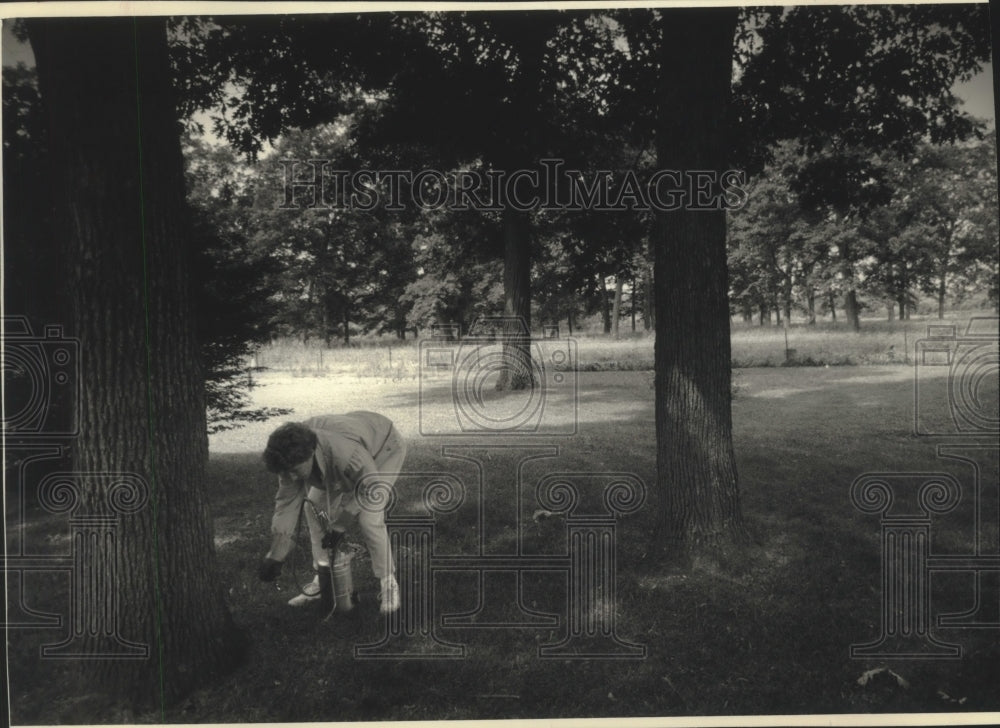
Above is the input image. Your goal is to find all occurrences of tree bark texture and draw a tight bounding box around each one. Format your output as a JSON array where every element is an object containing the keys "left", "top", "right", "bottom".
[
  {"left": 631, "top": 276, "right": 637, "bottom": 332},
  {"left": 938, "top": 272, "right": 947, "bottom": 319},
  {"left": 495, "top": 207, "right": 534, "bottom": 390},
  {"left": 600, "top": 274, "right": 613, "bottom": 333},
  {"left": 612, "top": 275, "right": 624, "bottom": 338},
  {"left": 837, "top": 239, "right": 861, "bottom": 331},
  {"left": 644, "top": 264, "right": 655, "bottom": 330},
  {"left": 644, "top": 274, "right": 654, "bottom": 330},
  {"left": 845, "top": 289, "right": 861, "bottom": 331},
  {"left": 493, "top": 24, "right": 546, "bottom": 392},
  {"left": 27, "top": 17, "right": 242, "bottom": 707},
  {"left": 653, "top": 8, "right": 746, "bottom": 551}
]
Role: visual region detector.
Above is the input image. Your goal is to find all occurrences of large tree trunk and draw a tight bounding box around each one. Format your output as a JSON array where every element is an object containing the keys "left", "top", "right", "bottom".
[
  {"left": 495, "top": 207, "right": 534, "bottom": 390},
  {"left": 643, "top": 273, "right": 654, "bottom": 330},
  {"left": 27, "top": 17, "right": 242, "bottom": 707},
  {"left": 600, "top": 274, "right": 613, "bottom": 333},
  {"left": 845, "top": 289, "right": 861, "bottom": 331},
  {"left": 653, "top": 8, "right": 746, "bottom": 554},
  {"left": 897, "top": 261, "right": 912, "bottom": 322},
  {"left": 631, "top": 277, "right": 637, "bottom": 332},
  {"left": 838, "top": 239, "right": 861, "bottom": 331},
  {"left": 644, "top": 264, "right": 655, "bottom": 330},
  {"left": 806, "top": 288, "right": 816, "bottom": 324},
  {"left": 493, "top": 22, "right": 546, "bottom": 392},
  {"left": 612, "top": 275, "right": 624, "bottom": 338},
  {"left": 938, "top": 270, "right": 947, "bottom": 319},
  {"left": 321, "top": 294, "right": 332, "bottom": 347}
]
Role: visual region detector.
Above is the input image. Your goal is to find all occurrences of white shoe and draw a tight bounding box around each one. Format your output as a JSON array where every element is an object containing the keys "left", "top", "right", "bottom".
[
  {"left": 288, "top": 574, "right": 321, "bottom": 606},
  {"left": 379, "top": 575, "right": 400, "bottom": 613}
]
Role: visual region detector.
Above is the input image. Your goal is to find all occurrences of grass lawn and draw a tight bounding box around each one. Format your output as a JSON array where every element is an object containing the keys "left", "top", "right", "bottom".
[
  {"left": 249, "top": 315, "right": 957, "bottom": 376},
  {"left": 6, "top": 356, "right": 999, "bottom": 723}
]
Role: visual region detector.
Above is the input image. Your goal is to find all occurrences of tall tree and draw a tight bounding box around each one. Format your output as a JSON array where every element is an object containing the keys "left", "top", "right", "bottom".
[
  {"left": 789, "top": 149, "right": 893, "bottom": 330},
  {"left": 615, "top": 3, "right": 991, "bottom": 554},
  {"left": 251, "top": 123, "right": 419, "bottom": 344},
  {"left": 651, "top": 8, "right": 747, "bottom": 551},
  {"left": 728, "top": 150, "right": 808, "bottom": 326},
  {"left": 179, "top": 11, "right": 623, "bottom": 389},
  {"left": 402, "top": 231, "right": 505, "bottom": 335},
  {"left": 25, "top": 17, "right": 242, "bottom": 706},
  {"left": 905, "top": 137, "right": 998, "bottom": 316}
]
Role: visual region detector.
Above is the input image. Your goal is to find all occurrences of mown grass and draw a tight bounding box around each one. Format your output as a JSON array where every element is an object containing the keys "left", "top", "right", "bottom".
[
  {"left": 6, "top": 358, "right": 999, "bottom": 723},
  {"left": 251, "top": 314, "right": 994, "bottom": 377}
]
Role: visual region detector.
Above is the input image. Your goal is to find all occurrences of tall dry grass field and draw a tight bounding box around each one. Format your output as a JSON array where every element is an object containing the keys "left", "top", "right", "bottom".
[{"left": 250, "top": 314, "right": 996, "bottom": 376}]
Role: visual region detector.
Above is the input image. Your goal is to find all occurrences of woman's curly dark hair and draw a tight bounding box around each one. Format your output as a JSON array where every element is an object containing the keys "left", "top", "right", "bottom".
[{"left": 263, "top": 423, "right": 318, "bottom": 474}]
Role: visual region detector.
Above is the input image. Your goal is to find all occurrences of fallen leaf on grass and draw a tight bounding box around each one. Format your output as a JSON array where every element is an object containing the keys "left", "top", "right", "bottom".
[{"left": 937, "top": 690, "right": 967, "bottom": 705}]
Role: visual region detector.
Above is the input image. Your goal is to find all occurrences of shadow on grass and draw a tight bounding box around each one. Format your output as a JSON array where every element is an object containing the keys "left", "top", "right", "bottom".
[{"left": 6, "top": 367, "right": 999, "bottom": 722}]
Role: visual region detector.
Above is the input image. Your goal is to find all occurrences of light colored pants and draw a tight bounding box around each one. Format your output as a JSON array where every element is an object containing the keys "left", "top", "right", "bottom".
[{"left": 304, "top": 428, "right": 406, "bottom": 578}]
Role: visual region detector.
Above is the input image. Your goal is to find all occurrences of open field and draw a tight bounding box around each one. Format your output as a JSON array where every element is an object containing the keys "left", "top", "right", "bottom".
[
  {"left": 249, "top": 315, "right": 983, "bottom": 378},
  {"left": 7, "top": 322, "right": 999, "bottom": 723}
]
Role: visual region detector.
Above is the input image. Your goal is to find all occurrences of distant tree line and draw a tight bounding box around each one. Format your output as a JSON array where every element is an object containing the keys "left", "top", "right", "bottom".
[
  {"left": 183, "top": 121, "right": 999, "bottom": 346},
  {"left": 728, "top": 134, "right": 999, "bottom": 328}
]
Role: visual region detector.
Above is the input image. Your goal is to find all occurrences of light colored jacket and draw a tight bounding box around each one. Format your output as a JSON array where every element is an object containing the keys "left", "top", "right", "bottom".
[{"left": 267, "top": 411, "right": 395, "bottom": 561}]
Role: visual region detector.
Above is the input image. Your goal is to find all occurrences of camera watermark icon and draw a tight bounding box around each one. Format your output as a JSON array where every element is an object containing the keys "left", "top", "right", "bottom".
[
  {"left": 2, "top": 446, "right": 150, "bottom": 659},
  {"left": 850, "top": 444, "right": 1000, "bottom": 660},
  {"left": 914, "top": 317, "right": 999, "bottom": 437},
  {"left": 418, "top": 316, "right": 578, "bottom": 437},
  {"left": 2, "top": 316, "right": 80, "bottom": 438},
  {"left": 355, "top": 446, "right": 646, "bottom": 660}
]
